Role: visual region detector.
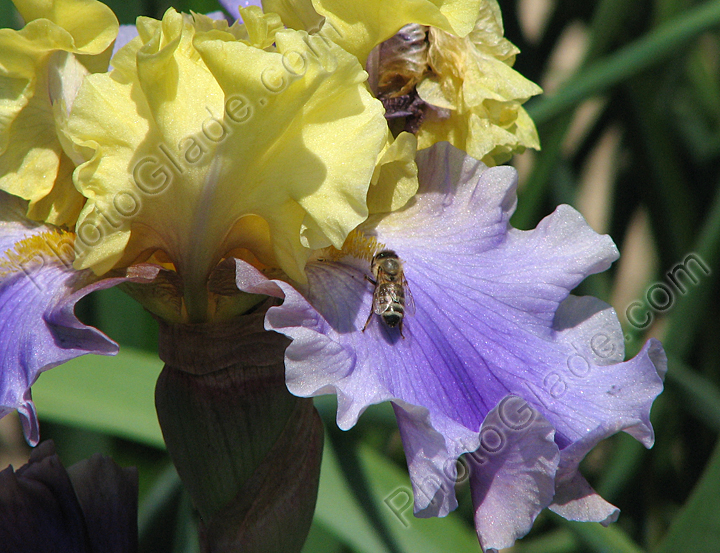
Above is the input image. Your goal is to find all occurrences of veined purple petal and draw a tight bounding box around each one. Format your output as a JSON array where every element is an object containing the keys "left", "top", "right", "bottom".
[
  {"left": 392, "top": 401, "right": 479, "bottom": 516},
  {"left": 0, "top": 197, "right": 155, "bottom": 445},
  {"left": 234, "top": 143, "right": 665, "bottom": 541},
  {"left": 549, "top": 470, "right": 619, "bottom": 526}
]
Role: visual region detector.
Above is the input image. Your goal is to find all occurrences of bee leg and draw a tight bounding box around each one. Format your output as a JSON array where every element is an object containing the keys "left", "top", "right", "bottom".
[
  {"left": 399, "top": 319, "right": 405, "bottom": 339},
  {"left": 364, "top": 275, "right": 377, "bottom": 286},
  {"left": 362, "top": 310, "right": 374, "bottom": 332}
]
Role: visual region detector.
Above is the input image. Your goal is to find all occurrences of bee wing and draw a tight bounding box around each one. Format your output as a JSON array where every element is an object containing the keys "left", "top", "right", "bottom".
[{"left": 403, "top": 276, "right": 416, "bottom": 316}]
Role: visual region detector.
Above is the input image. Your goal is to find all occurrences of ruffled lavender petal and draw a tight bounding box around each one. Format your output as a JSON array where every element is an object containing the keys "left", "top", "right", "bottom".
[
  {"left": 468, "top": 397, "right": 560, "bottom": 551},
  {"left": 234, "top": 143, "right": 665, "bottom": 527},
  {"left": 392, "top": 401, "right": 479, "bottom": 516},
  {"left": 0, "top": 206, "right": 154, "bottom": 445},
  {"left": 549, "top": 470, "right": 619, "bottom": 526}
]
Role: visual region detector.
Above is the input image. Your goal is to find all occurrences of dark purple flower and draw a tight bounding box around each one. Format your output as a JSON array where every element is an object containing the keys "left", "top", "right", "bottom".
[
  {"left": 0, "top": 440, "right": 138, "bottom": 553},
  {"left": 232, "top": 142, "right": 666, "bottom": 550}
]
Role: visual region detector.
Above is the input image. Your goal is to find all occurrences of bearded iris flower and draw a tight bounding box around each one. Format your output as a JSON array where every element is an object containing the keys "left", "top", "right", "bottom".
[
  {"left": 1, "top": 0, "right": 392, "bottom": 440},
  {"left": 0, "top": 0, "right": 665, "bottom": 551}
]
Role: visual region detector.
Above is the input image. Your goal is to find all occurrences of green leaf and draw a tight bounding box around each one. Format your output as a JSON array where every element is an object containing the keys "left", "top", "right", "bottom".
[
  {"left": 512, "top": 528, "right": 578, "bottom": 553},
  {"left": 93, "top": 287, "right": 159, "bottom": 352},
  {"left": 315, "top": 437, "right": 479, "bottom": 553},
  {"left": 0, "top": 0, "right": 20, "bottom": 29},
  {"left": 32, "top": 349, "right": 164, "bottom": 448},
  {"left": 654, "top": 439, "right": 720, "bottom": 553},
  {"left": 665, "top": 356, "right": 720, "bottom": 433},
  {"left": 527, "top": 0, "right": 720, "bottom": 125},
  {"left": 301, "top": 523, "right": 346, "bottom": 553},
  {"left": 359, "top": 443, "right": 478, "bottom": 553},
  {"left": 662, "top": 185, "right": 720, "bottom": 357},
  {"left": 314, "top": 438, "right": 394, "bottom": 553},
  {"left": 553, "top": 514, "right": 644, "bottom": 553}
]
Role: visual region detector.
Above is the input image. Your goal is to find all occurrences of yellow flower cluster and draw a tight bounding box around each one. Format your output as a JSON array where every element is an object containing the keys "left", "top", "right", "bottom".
[{"left": 0, "top": 0, "right": 542, "bottom": 321}]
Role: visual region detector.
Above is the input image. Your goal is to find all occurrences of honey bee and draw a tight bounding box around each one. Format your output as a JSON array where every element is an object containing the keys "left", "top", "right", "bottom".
[
  {"left": 367, "top": 24, "right": 432, "bottom": 134},
  {"left": 362, "top": 249, "right": 414, "bottom": 337},
  {"left": 376, "top": 24, "right": 430, "bottom": 99}
]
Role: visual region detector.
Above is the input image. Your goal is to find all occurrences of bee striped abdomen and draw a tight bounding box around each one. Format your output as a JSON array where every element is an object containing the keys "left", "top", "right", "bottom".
[
  {"left": 375, "top": 282, "right": 405, "bottom": 327},
  {"left": 363, "top": 250, "right": 413, "bottom": 337}
]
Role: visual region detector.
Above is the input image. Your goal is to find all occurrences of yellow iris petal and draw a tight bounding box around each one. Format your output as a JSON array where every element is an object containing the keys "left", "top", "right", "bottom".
[
  {"left": 416, "top": 1, "right": 542, "bottom": 165},
  {"left": 66, "top": 9, "right": 388, "bottom": 320},
  {"left": 0, "top": 0, "right": 118, "bottom": 227},
  {"left": 238, "top": 5, "right": 284, "bottom": 47},
  {"left": 265, "top": 0, "right": 481, "bottom": 63},
  {"left": 263, "top": 0, "right": 325, "bottom": 34},
  {"left": 368, "top": 131, "right": 418, "bottom": 214}
]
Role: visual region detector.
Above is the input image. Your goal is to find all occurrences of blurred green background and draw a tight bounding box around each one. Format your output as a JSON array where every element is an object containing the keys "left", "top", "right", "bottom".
[{"left": 2, "top": 0, "right": 720, "bottom": 551}]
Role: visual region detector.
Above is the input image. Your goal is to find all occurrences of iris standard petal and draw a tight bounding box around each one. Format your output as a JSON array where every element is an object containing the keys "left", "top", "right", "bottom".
[
  {"left": 0, "top": 0, "right": 118, "bottom": 226},
  {"left": 110, "top": 25, "right": 140, "bottom": 60},
  {"left": 238, "top": 143, "right": 665, "bottom": 540},
  {"left": 262, "top": 0, "right": 325, "bottom": 33},
  {"left": 66, "top": 9, "right": 388, "bottom": 322},
  {"left": 309, "top": 0, "right": 483, "bottom": 63},
  {"left": 0, "top": 193, "right": 153, "bottom": 445}
]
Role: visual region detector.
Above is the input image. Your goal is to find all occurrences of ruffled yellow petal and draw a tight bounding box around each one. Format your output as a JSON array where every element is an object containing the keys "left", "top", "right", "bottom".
[
  {"left": 0, "top": 0, "right": 118, "bottom": 226},
  {"left": 237, "top": 6, "right": 284, "bottom": 48},
  {"left": 284, "top": 0, "right": 482, "bottom": 63},
  {"left": 66, "top": 9, "right": 388, "bottom": 320},
  {"left": 262, "top": 0, "right": 324, "bottom": 34},
  {"left": 368, "top": 131, "right": 418, "bottom": 214},
  {"left": 415, "top": 1, "right": 542, "bottom": 165}
]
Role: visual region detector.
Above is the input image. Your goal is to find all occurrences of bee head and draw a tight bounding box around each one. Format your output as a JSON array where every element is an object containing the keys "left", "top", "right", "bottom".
[{"left": 372, "top": 250, "right": 402, "bottom": 277}]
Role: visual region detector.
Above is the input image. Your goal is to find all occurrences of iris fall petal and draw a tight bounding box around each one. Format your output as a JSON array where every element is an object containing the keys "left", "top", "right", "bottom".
[
  {"left": 233, "top": 142, "right": 665, "bottom": 547},
  {"left": 0, "top": 193, "right": 153, "bottom": 445}
]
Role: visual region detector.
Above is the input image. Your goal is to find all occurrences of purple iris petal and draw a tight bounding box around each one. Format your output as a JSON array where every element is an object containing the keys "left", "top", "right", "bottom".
[
  {"left": 0, "top": 199, "right": 154, "bottom": 445},
  {"left": 111, "top": 25, "right": 139, "bottom": 60},
  {"left": 467, "top": 397, "right": 560, "bottom": 551},
  {"left": 233, "top": 142, "right": 665, "bottom": 547},
  {"left": 218, "top": 0, "right": 264, "bottom": 21}
]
